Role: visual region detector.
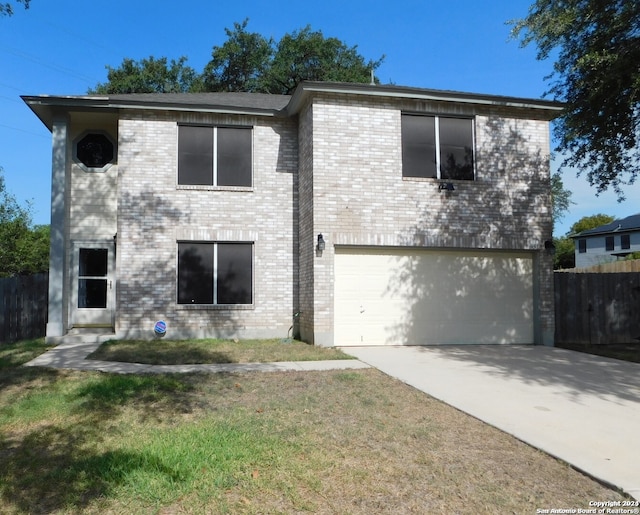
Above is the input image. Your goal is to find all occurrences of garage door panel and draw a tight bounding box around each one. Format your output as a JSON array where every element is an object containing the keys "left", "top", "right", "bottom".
[{"left": 335, "top": 248, "right": 534, "bottom": 346}]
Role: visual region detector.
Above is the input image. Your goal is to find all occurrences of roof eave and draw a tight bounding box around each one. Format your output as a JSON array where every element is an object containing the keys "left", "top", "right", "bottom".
[
  {"left": 108, "top": 98, "right": 284, "bottom": 117},
  {"left": 286, "top": 81, "right": 564, "bottom": 118},
  {"left": 21, "top": 94, "right": 284, "bottom": 130}
]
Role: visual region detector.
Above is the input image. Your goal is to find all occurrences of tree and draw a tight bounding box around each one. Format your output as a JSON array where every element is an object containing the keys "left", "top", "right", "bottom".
[
  {"left": 553, "top": 236, "right": 575, "bottom": 269},
  {"left": 89, "top": 56, "right": 198, "bottom": 94},
  {"left": 550, "top": 171, "right": 574, "bottom": 268},
  {"left": 0, "top": 168, "right": 49, "bottom": 277},
  {"left": 263, "top": 25, "right": 384, "bottom": 94},
  {"left": 568, "top": 213, "right": 615, "bottom": 235},
  {"left": 550, "top": 171, "right": 573, "bottom": 230},
  {"left": 0, "top": 0, "right": 29, "bottom": 16},
  {"left": 200, "top": 19, "right": 273, "bottom": 93},
  {"left": 511, "top": 1, "right": 640, "bottom": 199},
  {"left": 91, "top": 20, "right": 384, "bottom": 95}
]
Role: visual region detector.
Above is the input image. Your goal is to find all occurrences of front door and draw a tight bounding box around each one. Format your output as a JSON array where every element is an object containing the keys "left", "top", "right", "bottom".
[{"left": 71, "top": 241, "right": 115, "bottom": 328}]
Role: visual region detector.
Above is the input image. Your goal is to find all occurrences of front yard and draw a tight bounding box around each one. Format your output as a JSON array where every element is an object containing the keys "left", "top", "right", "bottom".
[{"left": 0, "top": 339, "right": 629, "bottom": 513}]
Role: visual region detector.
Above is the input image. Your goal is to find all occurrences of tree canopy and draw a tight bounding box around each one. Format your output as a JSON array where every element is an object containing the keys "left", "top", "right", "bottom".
[
  {"left": 550, "top": 171, "right": 573, "bottom": 229},
  {"left": 0, "top": 168, "right": 49, "bottom": 277},
  {"left": 90, "top": 57, "right": 198, "bottom": 94},
  {"left": 263, "top": 25, "right": 383, "bottom": 94},
  {"left": 511, "top": 0, "right": 640, "bottom": 199},
  {"left": 567, "top": 213, "right": 615, "bottom": 236},
  {"left": 200, "top": 19, "right": 274, "bottom": 93},
  {"left": 0, "top": 0, "right": 29, "bottom": 16},
  {"left": 90, "top": 19, "right": 384, "bottom": 95}
]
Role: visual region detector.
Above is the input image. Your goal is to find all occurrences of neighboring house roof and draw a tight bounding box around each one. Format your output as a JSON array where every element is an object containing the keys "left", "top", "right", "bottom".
[
  {"left": 22, "top": 81, "right": 564, "bottom": 131},
  {"left": 572, "top": 213, "right": 640, "bottom": 238}
]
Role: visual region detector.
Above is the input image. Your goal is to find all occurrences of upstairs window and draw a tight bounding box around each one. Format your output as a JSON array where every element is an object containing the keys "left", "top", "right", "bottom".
[
  {"left": 178, "top": 125, "right": 252, "bottom": 187},
  {"left": 605, "top": 236, "right": 615, "bottom": 251},
  {"left": 177, "top": 242, "right": 253, "bottom": 305},
  {"left": 402, "top": 114, "right": 475, "bottom": 181},
  {"left": 73, "top": 131, "right": 116, "bottom": 172},
  {"left": 578, "top": 239, "right": 587, "bottom": 253},
  {"left": 621, "top": 234, "right": 631, "bottom": 250}
]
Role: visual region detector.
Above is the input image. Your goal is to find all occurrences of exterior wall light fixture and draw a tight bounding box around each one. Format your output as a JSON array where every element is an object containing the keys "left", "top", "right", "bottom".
[
  {"left": 438, "top": 182, "right": 455, "bottom": 192},
  {"left": 316, "top": 234, "right": 326, "bottom": 253}
]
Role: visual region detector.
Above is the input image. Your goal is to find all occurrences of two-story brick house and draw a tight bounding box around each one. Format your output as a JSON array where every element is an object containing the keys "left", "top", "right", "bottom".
[{"left": 23, "top": 81, "right": 562, "bottom": 346}]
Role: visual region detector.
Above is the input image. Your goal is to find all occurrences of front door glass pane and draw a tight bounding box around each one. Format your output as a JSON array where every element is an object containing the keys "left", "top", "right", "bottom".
[
  {"left": 78, "top": 248, "right": 108, "bottom": 309},
  {"left": 78, "top": 279, "right": 107, "bottom": 308},
  {"left": 79, "top": 249, "right": 108, "bottom": 277}
]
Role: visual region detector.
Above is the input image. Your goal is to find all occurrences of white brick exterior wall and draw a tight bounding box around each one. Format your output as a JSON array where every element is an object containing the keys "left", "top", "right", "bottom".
[
  {"left": 298, "top": 93, "right": 555, "bottom": 346},
  {"left": 114, "top": 111, "right": 298, "bottom": 339},
  {"left": 42, "top": 85, "right": 556, "bottom": 345}
]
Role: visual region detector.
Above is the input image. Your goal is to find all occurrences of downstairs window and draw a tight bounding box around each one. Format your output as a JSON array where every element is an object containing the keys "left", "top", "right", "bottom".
[{"left": 177, "top": 242, "right": 253, "bottom": 305}]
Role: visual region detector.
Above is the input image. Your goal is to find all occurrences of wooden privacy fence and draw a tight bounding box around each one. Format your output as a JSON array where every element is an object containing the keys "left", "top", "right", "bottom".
[
  {"left": 554, "top": 271, "right": 640, "bottom": 345},
  {"left": 560, "top": 260, "right": 640, "bottom": 273},
  {"left": 0, "top": 273, "right": 48, "bottom": 344}
]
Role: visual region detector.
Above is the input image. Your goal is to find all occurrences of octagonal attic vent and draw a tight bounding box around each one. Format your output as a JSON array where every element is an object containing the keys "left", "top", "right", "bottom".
[{"left": 73, "top": 131, "right": 116, "bottom": 172}]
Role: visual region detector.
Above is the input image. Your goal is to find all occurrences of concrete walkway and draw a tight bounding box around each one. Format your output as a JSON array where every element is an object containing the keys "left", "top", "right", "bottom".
[
  {"left": 24, "top": 339, "right": 371, "bottom": 374},
  {"left": 344, "top": 345, "right": 640, "bottom": 501}
]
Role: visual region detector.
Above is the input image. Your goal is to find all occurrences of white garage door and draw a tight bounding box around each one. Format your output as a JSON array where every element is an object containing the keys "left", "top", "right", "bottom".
[{"left": 334, "top": 247, "right": 534, "bottom": 346}]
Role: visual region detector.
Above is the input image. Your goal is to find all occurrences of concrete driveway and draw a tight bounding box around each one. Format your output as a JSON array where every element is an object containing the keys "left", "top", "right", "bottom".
[{"left": 342, "top": 345, "right": 640, "bottom": 500}]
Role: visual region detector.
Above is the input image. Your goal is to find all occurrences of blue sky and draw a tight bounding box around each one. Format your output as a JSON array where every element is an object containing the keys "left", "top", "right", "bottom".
[{"left": 1, "top": 0, "right": 638, "bottom": 236}]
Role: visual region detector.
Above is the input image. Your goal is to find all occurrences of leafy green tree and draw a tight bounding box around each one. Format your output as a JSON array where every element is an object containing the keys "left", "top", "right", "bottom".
[
  {"left": 0, "top": 0, "right": 29, "bottom": 16},
  {"left": 510, "top": 1, "right": 640, "bottom": 199},
  {"left": 90, "top": 20, "right": 384, "bottom": 95},
  {"left": 550, "top": 171, "right": 573, "bottom": 231},
  {"left": 567, "top": 214, "right": 615, "bottom": 235},
  {"left": 264, "top": 25, "right": 384, "bottom": 94},
  {"left": 0, "top": 168, "right": 49, "bottom": 277},
  {"left": 89, "top": 56, "right": 198, "bottom": 94},
  {"left": 200, "top": 19, "right": 273, "bottom": 93},
  {"left": 553, "top": 236, "right": 575, "bottom": 269}
]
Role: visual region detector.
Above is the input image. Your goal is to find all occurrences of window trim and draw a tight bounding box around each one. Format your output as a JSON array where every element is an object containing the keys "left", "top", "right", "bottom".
[
  {"left": 401, "top": 112, "right": 476, "bottom": 181},
  {"left": 176, "top": 241, "right": 254, "bottom": 308},
  {"left": 177, "top": 124, "right": 254, "bottom": 189}
]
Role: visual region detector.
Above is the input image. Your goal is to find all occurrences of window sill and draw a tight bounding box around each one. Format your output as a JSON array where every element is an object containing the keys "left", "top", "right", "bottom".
[
  {"left": 401, "top": 177, "right": 474, "bottom": 183},
  {"left": 177, "top": 185, "right": 253, "bottom": 192},
  {"left": 177, "top": 303, "right": 254, "bottom": 311}
]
